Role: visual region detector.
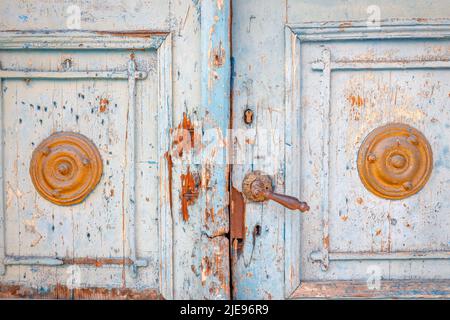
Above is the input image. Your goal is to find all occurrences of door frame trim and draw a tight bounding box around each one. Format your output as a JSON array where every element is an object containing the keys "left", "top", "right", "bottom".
[
  {"left": 291, "top": 280, "right": 450, "bottom": 299},
  {"left": 0, "top": 30, "right": 174, "bottom": 299},
  {"left": 284, "top": 18, "right": 450, "bottom": 299}
]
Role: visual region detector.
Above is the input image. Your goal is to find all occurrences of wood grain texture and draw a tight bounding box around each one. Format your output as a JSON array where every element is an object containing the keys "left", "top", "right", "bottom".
[
  {"left": 291, "top": 280, "right": 450, "bottom": 299},
  {"left": 232, "top": 0, "right": 450, "bottom": 299},
  {"left": 231, "top": 0, "right": 287, "bottom": 300},
  {"left": 295, "top": 20, "right": 450, "bottom": 295}
]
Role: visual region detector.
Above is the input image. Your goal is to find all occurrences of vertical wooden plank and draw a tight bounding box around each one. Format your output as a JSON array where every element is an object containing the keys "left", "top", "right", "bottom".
[
  {"left": 231, "top": 0, "right": 287, "bottom": 300},
  {"left": 199, "top": 0, "right": 231, "bottom": 300},
  {"left": 319, "top": 49, "right": 331, "bottom": 271},
  {"left": 0, "top": 75, "right": 4, "bottom": 275},
  {"left": 125, "top": 57, "right": 137, "bottom": 278},
  {"left": 284, "top": 27, "right": 301, "bottom": 296},
  {"left": 157, "top": 34, "right": 174, "bottom": 300}
]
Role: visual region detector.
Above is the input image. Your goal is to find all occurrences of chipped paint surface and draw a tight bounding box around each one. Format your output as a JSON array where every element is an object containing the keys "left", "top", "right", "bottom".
[
  {"left": 0, "top": 0, "right": 230, "bottom": 300},
  {"left": 0, "top": 284, "right": 163, "bottom": 300},
  {"left": 231, "top": 0, "right": 450, "bottom": 300},
  {"left": 180, "top": 167, "right": 199, "bottom": 221},
  {"left": 2, "top": 0, "right": 450, "bottom": 301}
]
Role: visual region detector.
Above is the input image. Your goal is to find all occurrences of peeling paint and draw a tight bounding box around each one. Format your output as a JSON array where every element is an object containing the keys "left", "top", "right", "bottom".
[
  {"left": 180, "top": 166, "right": 199, "bottom": 221},
  {"left": 0, "top": 284, "right": 163, "bottom": 300},
  {"left": 173, "top": 112, "right": 195, "bottom": 158}
]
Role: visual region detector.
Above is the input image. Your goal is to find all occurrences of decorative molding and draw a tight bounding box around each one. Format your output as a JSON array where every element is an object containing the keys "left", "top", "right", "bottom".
[
  {"left": 288, "top": 19, "right": 450, "bottom": 41},
  {"left": 0, "top": 74, "right": 3, "bottom": 275},
  {"left": 0, "top": 70, "right": 147, "bottom": 79},
  {"left": 311, "top": 59, "right": 450, "bottom": 71},
  {"left": 157, "top": 33, "right": 174, "bottom": 300},
  {"left": 0, "top": 31, "right": 167, "bottom": 50},
  {"left": 292, "top": 280, "right": 450, "bottom": 299},
  {"left": 0, "top": 31, "right": 174, "bottom": 301},
  {"left": 284, "top": 26, "right": 302, "bottom": 297},
  {"left": 284, "top": 18, "right": 450, "bottom": 298}
]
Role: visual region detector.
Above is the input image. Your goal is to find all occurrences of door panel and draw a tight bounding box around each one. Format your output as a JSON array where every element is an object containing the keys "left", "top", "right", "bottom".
[
  {"left": 0, "top": 0, "right": 231, "bottom": 300},
  {"left": 231, "top": 0, "right": 450, "bottom": 299},
  {"left": 0, "top": 34, "right": 170, "bottom": 296},
  {"left": 299, "top": 37, "right": 450, "bottom": 281}
]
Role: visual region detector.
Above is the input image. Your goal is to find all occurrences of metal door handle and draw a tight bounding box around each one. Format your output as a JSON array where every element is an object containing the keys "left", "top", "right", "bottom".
[{"left": 242, "top": 171, "right": 310, "bottom": 212}]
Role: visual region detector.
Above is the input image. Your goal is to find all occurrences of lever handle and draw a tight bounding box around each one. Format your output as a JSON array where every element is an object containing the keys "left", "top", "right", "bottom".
[{"left": 242, "top": 171, "right": 310, "bottom": 212}]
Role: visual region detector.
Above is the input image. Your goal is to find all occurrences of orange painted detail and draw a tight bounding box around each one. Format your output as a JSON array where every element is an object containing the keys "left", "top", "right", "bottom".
[
  {"left": 29, "top": 132, "right": 103, "bottom": 206},
  {"left": 0, "top": 284, "right": 163, "bottom": 300},
  {"left": 357, "top": 123, "right": 433, "bottom": 200},
  {"left": 180, "top": 167, "right": 199, "bottom": 221}
]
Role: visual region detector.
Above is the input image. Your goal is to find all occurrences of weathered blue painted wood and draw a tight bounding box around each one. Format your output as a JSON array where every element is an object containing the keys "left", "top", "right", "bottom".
[
  {"left": 199, "top": 0, "right": 231, "bottom": 299},
  {"left": 0, "top": 74, "right": 4, "bottom": 275},
  {"left": 0, "top": 0, "right": 232, "bottom": 299},
  {"left": 232, "top": 0, "right": 450, "bottom": 300}
]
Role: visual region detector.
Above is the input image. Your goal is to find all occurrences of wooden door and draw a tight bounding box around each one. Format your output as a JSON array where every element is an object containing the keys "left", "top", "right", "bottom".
[
  {"left": 0, "top": 0, "right": 231, "bottom": 300},
  {"left": 231, "top": 0, "right": 450, "bottom": 299}
]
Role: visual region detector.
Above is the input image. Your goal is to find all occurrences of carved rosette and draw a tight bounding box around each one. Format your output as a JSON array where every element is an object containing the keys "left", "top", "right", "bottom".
[
  {"left": 30, "top": 132, "right": 103, "bottom": 206},
  {"left": 357, "top": 123, "right": 433, "bottom": 200}
]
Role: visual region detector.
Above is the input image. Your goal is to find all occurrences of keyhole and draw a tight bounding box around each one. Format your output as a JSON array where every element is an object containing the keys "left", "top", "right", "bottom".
[
  {"left": 62, "top": 58, "right": 73, "bottom": 70},
  {"left": 244, "top": 109, "right": 254, "bottom": 124}
]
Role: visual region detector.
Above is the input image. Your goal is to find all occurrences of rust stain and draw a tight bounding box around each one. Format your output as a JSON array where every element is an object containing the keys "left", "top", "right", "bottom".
[
  {"left": 201, "top": 164, "right": 212, "bottom": 189},
  {"left": 212, "top": 41, "right": 226, "bottom": 67},
  {"left": 205, "top": 207, "right": 215, "bottom": 223},
  {"left": 375, "top": 229, "right": 382, "bottom": 236},
  {"left": 180, "top": 166, "right": 199, "bottom": 221},
  {"left": 94, "top": 30, "right": 167, "bottom": 38},
  {"left": 164, "top": 151, "right": 173, "bottom": 213},
  {"left": 323, "top": 236, "right": 330, "bottom": 250},
  {"left": 173, "top": 112, "right": 195, "bottom": 157},
  {"left": 348, "top": 95, "right": 365, "bottom": 107},
  {"left": 0, "top": 284, "right": 163, "bottom": 300},
  {"left": 339, "top": 21, "right": 353, "bottom": 30},
  {"left": 201, "top": 256, "right": 212, "bottom": 286},
  {"left": 292, "top": 280, "right": 450, "bottom": 299},
  {"left": 99, "top": 98, "right": 109, "bottom": 112},
  {"left": 230, "top": 187, "right": 245, "bottom": 246},
  {"left": 356, "top": 197, "right": 364, "bottom": 205},
  {"left": 340, "top": 215, "right": 349, "bottom": 222},
  {"left": 62, "top": 257, "right": 136, "bottom": 268}
]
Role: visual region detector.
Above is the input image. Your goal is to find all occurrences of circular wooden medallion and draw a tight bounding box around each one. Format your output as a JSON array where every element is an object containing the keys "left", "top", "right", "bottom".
[
  {"left": 30, "top": 132, "right": 103, "bottom": 206},
  {"left": 357, "top": 123, "right": 433, "bottom": 200}
]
